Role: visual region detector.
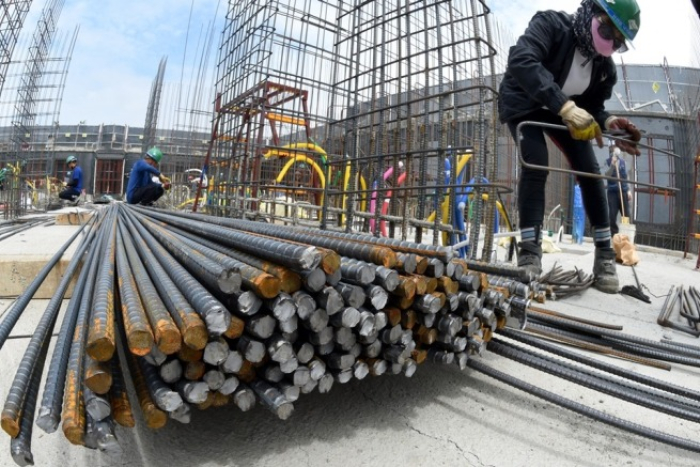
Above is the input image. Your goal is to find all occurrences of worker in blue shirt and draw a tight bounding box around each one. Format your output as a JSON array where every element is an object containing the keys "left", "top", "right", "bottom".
[
  {"left": 59, "top": 155, "right": 83, "bottom": 203},
  {"left": 605, "top": 147, "right": 632, "bottom": 235},
  {"left": 126, "top": 147, "right": 171, "bottom": 205}
]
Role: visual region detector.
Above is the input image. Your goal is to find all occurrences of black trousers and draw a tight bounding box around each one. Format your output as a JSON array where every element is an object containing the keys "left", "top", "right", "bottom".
[
  {"left": 607, "top": 189, "right": 630, "bottom": 235},
  {"left": 129, "top": 184, "right": 164, "bottom": 206},
  {"left": 59, "top": 188, "right": 80, "bottom": 201},
  {"left": 507, "top": 109, "right": 610, "bottom": 231}
]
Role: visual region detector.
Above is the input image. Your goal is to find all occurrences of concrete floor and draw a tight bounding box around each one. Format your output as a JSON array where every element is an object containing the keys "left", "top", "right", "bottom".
[{"left": 1, "top": 226, "right": 700, "bottom": 467}]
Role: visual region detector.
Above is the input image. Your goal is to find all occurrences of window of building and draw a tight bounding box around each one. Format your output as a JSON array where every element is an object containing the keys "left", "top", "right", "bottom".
[
  {"left": 95, "top": 159, "right": 124, "bottom": 195},
  {"left": 634, "top": 136, "right": 675, "bottom": 225},
  {"left": 25, "top": 159, "right": 47, "bottom": 176},
  {"left": 54, "top": 160, "right": 69, "bottom": 183}
]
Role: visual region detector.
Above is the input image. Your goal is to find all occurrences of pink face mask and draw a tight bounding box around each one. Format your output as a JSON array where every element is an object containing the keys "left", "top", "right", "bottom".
[{"left": 591, "top": 17, "right": 615, "bottom": 57}]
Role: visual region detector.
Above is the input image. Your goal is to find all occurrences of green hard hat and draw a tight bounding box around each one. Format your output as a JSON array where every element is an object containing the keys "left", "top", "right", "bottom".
[
  {"left": 66, "top": 155, "right": 77, "bottom": 164},
  {"left": 146, "top": 147, "right": 163, "bottom": 164},
  {"left": 592, "top": 0, "right": 641, "bottom": 41}
]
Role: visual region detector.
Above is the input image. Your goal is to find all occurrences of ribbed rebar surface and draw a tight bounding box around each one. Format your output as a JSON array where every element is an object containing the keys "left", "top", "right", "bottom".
[{"left": 2, "top": 203, "right": 700, "bottom": 462}]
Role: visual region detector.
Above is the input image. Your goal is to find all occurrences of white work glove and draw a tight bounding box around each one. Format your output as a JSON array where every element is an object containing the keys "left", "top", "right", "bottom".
[{"left": 559, "top": 101, "right": 603, "bottom": 148}]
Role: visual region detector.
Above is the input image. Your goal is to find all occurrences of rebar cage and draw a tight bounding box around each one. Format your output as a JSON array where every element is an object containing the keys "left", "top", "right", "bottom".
[{"left": 209, "top": 0, "right": 507, "bottom": 261}]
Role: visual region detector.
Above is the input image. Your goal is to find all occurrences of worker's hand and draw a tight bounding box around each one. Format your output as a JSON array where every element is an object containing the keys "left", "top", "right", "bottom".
[
  {"left": 627, "top": 191, "right": 633, "bottom": 202},
  {"left": 163, "top": 182, "right": 171, "bottom": 190},
  {"left": 606, "top": 116, "right": 641, "bottom": 156},
  {"left": 559, "top": 101, "right": 603, "bottom": 148},
  {"left": 159, "top": 174, "right": 171, "bottom": 184}
]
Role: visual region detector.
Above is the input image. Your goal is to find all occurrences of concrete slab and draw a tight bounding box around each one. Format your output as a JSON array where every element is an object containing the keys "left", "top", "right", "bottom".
[
  {"left": 0, "top": 241, "right": 699, "bottom": 467},
  {"left": 0, "top": 299, "right": 68, "bottom": 338},
  {"left": 55, "top": 211, "right": 94, "bottom": 226},
  {"left": 0, "top": 223, "right": 84, "bottom": 299}
]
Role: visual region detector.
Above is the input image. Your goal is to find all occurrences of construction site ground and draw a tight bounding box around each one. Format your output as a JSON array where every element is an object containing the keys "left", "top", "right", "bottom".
[{"left": 1, "top": 213, "right": 700, "bottom": 467}]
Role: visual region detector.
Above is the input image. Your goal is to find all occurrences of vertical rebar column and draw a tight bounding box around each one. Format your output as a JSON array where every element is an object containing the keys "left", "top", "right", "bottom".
[
  {"left": 433, "top": 2, "right": 447, "bottom": 246},
  {"left": 344, "top": 0, "right": 362, "bottom": 233},
  {"left": 401, "top": 0, "right": 414, "bottom": 242},
  {"left": 481, "top": 1, "right": 499, "bottom": 262},
  {"left": 468, "top": 0, "right": 486, "bottom": 260},
  {"left": 415, "top": 2, "right": 431, "bottom": 245},
  {"left": 0, "top": 0, "right": 33, "bottom": 97}
]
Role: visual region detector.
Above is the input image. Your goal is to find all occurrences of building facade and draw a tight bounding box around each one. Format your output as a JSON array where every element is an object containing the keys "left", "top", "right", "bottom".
[{"left": 0, "top": 123, "right": 211, "bottom": 199}]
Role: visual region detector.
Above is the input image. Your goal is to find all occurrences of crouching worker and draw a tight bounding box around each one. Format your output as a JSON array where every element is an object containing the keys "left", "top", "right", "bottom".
[
  {"left": 126, "top": 147, "right": 171, "bottom": 206},
  {"left": 59, "top": 155, "right": 83, "bottom": 204}
]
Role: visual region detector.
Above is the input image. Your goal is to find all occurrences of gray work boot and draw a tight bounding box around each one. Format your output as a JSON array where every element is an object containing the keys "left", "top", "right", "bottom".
[
  {"left": 593, "top": 247, "right": 619, "bottom": 294},
  {"left": 517, "top": 242, "right": 542, "bottom": 280}
]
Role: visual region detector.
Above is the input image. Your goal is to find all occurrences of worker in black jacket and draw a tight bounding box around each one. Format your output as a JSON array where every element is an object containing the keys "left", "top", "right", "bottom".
[{"left": 499, "top": 0, "right": 642, "bottom": 294}]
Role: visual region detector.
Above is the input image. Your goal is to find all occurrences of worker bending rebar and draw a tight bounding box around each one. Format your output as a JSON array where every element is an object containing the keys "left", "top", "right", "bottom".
[
  {"left": 126, "top": 147, "right": 171, "bottom": 206},
  {"left": 58, "top": 155, "right": 83, "bottom": 204},
  {"left": 498, "top": 0, "right": 642, "bottom": 293}
]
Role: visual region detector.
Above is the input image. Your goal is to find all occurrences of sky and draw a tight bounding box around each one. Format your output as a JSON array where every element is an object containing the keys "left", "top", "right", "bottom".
[
  {"left": 19, "top": 0, "right": 225, "bottom": 128},
  {"left": 14, "top": 0, "right": 700, "bottom": 128}
]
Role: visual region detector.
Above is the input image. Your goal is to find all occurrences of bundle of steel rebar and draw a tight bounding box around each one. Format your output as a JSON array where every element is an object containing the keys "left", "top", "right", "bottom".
[
  {"left": 657, "top": 285, "right": 700, "bottom": 338},
  {"left": 5, "top": 203, "right": 700, "bottom": 460},
  {"left": 486, "top": 306, "right": 700, "bottom": 453},
  {"left": 535, "top": 264, "right": 594, "bottom": 300},
  {"left": 0, "top": 203, "right": 528, "bottom": 462}
]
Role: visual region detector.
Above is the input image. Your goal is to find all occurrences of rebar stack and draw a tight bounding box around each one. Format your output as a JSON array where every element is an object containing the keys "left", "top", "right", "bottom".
[
  {"left": 0, "top": 203, "right": 527, "bottom": 461},
  {"left": 4, "top": 204, "right": 700, "bottom": 460}
]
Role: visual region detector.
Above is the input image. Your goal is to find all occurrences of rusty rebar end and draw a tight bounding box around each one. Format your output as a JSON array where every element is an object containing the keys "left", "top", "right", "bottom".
[
  {"left": 182, "top": 326, "right": 208, "bottom": 351},
  {"left": 320, "top": 251, "right": 341, "bottom": 275},
  {"left": 279, "top": 271, "right": 302, "bottom": 294},
  {"left": 143, "top": 405, "right": 168, "bottom": 429},
  {"left": 211, "top": 392, "right": 230, "bottom": 408},
  {"left": 85, "top": 373, "right": 113, "bottom": 395},
  {"left": 411, "top": 349, "right": 428, "bottom": 364},
  {"left": 178, "top": 345, "right": 204, "bottom": 362},
  {"left": 395, "top": 277, "right": 417, "bottom": 300},
  {"left": 62, "top": 425, "right": 85, "bottom": 445},
  {"left": 377, "top": 249, "right": 397, "bottom": 269},
  {"left": 185, "top": 361, "right": 206, "bottom": 381},
  {"left": 415, "top": 256, "right": 428, "bottom": 275},
  {"left": 156, "top": 324, "right": 183, "bottom": 355},
  {"left": 1, "top": 416, "right": 19, "bottom": 438},
  {"left": 223, "top": 316, "right": 245, "bottom": 340},
  {"left": 196, "top": 392, "right": 216, "bottom": 411},
  {"left": 127, "top": 330, "right": 155, "bottom": 357},
  {"left": 253, "top": 274, "right": 282, "bottom": 299},
  {"left": 410, "top": 276, "right": 427, "bottom": 295},
  {"left": 113, "top": 405, "right": 136, "bottom": 428},
  {"left": 86, "top": 339, "right": 116, "bottom": 362}
]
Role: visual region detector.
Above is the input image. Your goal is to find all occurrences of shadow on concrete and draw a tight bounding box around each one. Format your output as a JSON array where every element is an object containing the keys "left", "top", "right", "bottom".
[{"left": 110, "top": 359, "right": 697, "bottom": 467}]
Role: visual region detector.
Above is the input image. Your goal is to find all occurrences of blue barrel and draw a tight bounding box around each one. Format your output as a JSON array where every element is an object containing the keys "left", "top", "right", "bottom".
[{"left": 572, "top": 184, "right": 585, "bottom": 244}]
